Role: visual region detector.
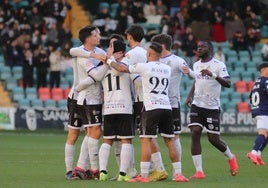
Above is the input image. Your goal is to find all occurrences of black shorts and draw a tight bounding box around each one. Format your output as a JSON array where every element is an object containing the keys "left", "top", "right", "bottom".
[
  {"left": 133, "top": 101, "right": 144, "bottom": 127},
  {"left": 188, "top": 104, "right": 221, "bottom": 134},
  {"left": 103, "top": 114, "right": 135, "bottom": 139},
  {"left": 67, "top": 98, "right": 83, "bottom": 129},
  {"left": 172, "top": 107, "right": 181, "bottom": 134},
  {"left": 140, "top": 109, "right": 174, "bottom": 138},
  {"left": 78, "top": 103, "right": 102, "bottom": 127}
]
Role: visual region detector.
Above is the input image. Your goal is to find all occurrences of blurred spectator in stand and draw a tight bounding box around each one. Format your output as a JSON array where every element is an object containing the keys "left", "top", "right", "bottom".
[
  {"left": 144, "top": 0, "right": 162, "bottom": 25},
  {"left": 181, "top": 33, "right": 197, "bottom": 68},
  {"left": 15, "top": 7, "right": 29, "bottom": 29},
  {"left": 211, "top": 10, "right": 226, "bottom": 42},
  {"left": 169, "top": 0, "right": 180, "bottom": 17},
  {"left": 115, "top": 0, "right": 132, "bottom": 35},
  {"left": 0, "top": 0, "right": 15, "bottom": 22},
  {"left": 131, "top": 0, "right": 147, "bottom": 23},
  {"left": 57, "top": 23, "right": 72, "bottom": 47},
  {"left": 244, "top": 12, "right": 261, "bottom": 38},
  {"left": 160, "top": 12, "right": 172, "bottom": 34},
  {"left": 213, "top": 46, "right": 226, "bottom": 63},
  {"left": 143, "top": 0, "right": 156, "bottom": 18},
  {"left": 170, "top": 10, "right": 185, "bottom": 41},
  {"left": 115, "top": 9, "right": 128, "bottom": 35},
  {"left": 156, "top": 0, "right": 168, "bottom": 15},
  {"left": 231, "top": 30, "right": 252, "bottom": 60},
  {"left": 61, "top": 41, "right": 72, "bottom": 59},
  {"left": 6, "top": 37, "right": 24, "bottom": 68},
  {"left": 34, "top": 46, "right": 49, "bottom": 89},
  {"left": 16, "top": 24, "right": 31, "bottom": 47},
  {"left": 46, "top": 22, "right": 59, "bottom": 47},
  {"left": 261, "top": 41, "right": 268, "bottom": 61},
  {"left": 7, "top": 21, "right": 21, "bottom": 40},
  {"left": 29, "top": 5, "right": 44, "bottom": 31},
  {"left": 141, "top": 29, "right": 157, "bottom": 49},
  {"left": 49, "top": 45, "right": 61, "bottom": 88},
  {"left": 31, "top": 28, "right": 43, "bottom": 49},
  {"left": 172, "top": 40, "right": 183, "bottom": 56},
  {"left": 93, "top": 3, "right": 117, "bottom": 36},
  {"left": 22, "top": 49, "right": 34, "bottom": 89},
  {"left": 245, "top": 27, "right": 260, "bottom": 52},
  {"left": 224, "top": 12, "right": 246, "bottom": 41},
  {"left": 34, "top": 0, "right": 48, "bottom": 17}
]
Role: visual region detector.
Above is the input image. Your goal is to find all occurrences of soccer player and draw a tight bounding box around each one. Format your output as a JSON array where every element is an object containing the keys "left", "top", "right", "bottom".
[
  {"left": 119, "top": 24, "right": 147, "bottom": 178},
  {"left": 64, "top": 26, "right": 106, "bottom": 179},
  {"left": 186, "top": 40, "right": 239, "bottom": 178},
  {"left": 70, "top": 25, "right": 108, "bottom": 179},
  {"left": 106, "top": 42, "right": 189, "bottom": 182},
  {"left": 98, "top": 39, "right": 135, "bottom": 182},
  {"left": 247, "top": 62, "right": 268, "bottom": 165},
  {"left": 151, "top": 34, "right": 195, "bottom": 180}
]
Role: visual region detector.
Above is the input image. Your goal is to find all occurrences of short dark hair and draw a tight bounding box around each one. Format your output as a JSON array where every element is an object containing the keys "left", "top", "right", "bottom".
[
  {"left": 78, "top": 25, "right": 98, "bottom": 43},
  {"left": 125, "top": 24, "right": 144, "bottom": 42},
  {"left": 151, "top": 34, "right": 172, "bottom": 51},
  {"left": 149, "top": 42, "right": 162, "bottom": 54},
  {"left": 113, "top": 40, "right": 126, "bottom": 53},
  {"left": 109, "top": 34, "right": 124, "bottom": 42},
  {"left": 258, "top": 62, "right": 268, "bottom": 71}
]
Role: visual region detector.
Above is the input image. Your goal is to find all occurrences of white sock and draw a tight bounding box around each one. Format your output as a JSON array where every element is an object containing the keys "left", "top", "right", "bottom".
[
  {"left": 65, "top": 143, "right": 75, "bottom": 172},
  {"left": 114, "top": 141, "right": 122, "bottom": 168},
  {"left": 140, "top": 162, "right": 150, "bottom": 178},
  {"left": 77, "top": 136, "right": 89, "bottom": 170},
  {"left": 151, "top": 152, "right": 165, "bottom": 171},
  {"left": 175, "top": 138, "right": 182, "bottom": 161},
  {"left": 126, "top": 144, "right": 137, "bottom": 177},
  {"left": 99, "top": 143, "right": 111, "bottom": 172},
  {"left": 172, "top": 162, "right": 182, "bottom": 175},
  {"left": 223, "top": 146, "right": 234, "bottom": 159},
  {"left": 120, "top": 143, "right": 133, "bottom": 173},
  {"left": 192, "top": 154, "right": 203, "bottom": 172},
  {"left": 88, "top": 137, "right": 99, "bottom": 170}
]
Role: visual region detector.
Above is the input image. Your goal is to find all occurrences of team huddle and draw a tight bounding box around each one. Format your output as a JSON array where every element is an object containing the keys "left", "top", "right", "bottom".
[{"left": 64, "top": 24, "right": 267, "bottom": 183}]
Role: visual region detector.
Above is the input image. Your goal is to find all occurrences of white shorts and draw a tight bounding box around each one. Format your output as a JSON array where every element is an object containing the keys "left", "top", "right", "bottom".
[{"left": 255, "top": 116, "right": 268, "bottom": 130}]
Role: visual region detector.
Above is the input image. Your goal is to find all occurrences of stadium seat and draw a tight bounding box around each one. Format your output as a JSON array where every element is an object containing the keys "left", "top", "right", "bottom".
[
  {"left": 234, "top": 80, "right": 248, "bottom": 93},
  {"left": 11, "top": 87, "right": 25, "bottom": 101},
  {"left": 60, "top": 79, "right": 70, "bottom": 89},
  {"left": 0, "top": 70, "right": 12, "bottom": 80},
  {"left": 12, "top": 66, "right": 23, "bottom": 80},
  {"left": 18, "top": 98, "right": 31, "bottom": 108},
  {"left": 51, "top": 87, "right": 64, "bottom": 101},
  {"left": 223, "top": 102, "right": 237, "bottom": 112},
  {"left": 31, "top": 98, "right": 44, "bottom": 108},
  {"left": 247, "top": 81, "right": 255, "bottom": 91},
  {"left": 38, "top": 87, "right": 51, "bottom": 101},
  {"left": 5, "top": 78, "right": 18, "bottom": 91},
  {"left": 25, "top": 87, "right": 38, "bottom": 99},
  {"left": 63, "top": 88, "right": 71, "bottom": 99},
  {"left": 241, "top": 72, "right": 254, "bottom": 82},
  {"left": 44, "top": 99, "right": 57, "bottom": 108},
  {"left": 57, "top": 99, "right": 67, "bottom": 110},
  {"left": 237, "top": 102, "right": 251, "bottom": 113}
]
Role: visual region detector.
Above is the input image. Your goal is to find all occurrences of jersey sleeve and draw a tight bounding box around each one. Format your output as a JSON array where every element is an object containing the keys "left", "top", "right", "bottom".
[{"left": 218, "top": 62, "right": 230, "bottom": 78}]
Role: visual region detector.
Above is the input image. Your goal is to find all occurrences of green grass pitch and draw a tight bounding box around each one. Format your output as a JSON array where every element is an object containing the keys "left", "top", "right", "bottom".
[{"left": 0, "top": 130, "right": 267, "bottom": 188}]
